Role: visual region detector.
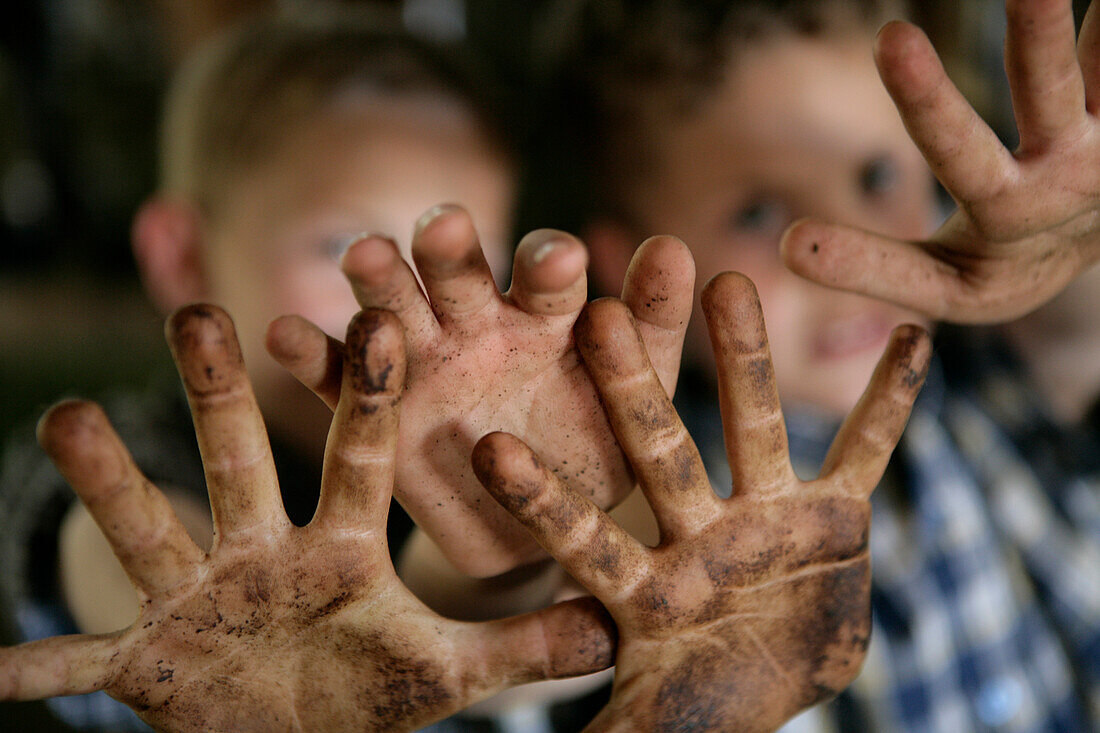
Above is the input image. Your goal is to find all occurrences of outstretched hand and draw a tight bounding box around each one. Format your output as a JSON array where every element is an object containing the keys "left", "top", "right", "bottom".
[
  {"left": 472, "top": 274, "right": 931, "bottom": 732},
  {"left": 782, "top": 0, "right": 1100, "bottom": 324},
  {"left": 266, "top": 204, "right": 693, "bottom": 576},
  {"left": 0, "top": 305, "right": 614, "bottom": 732}
]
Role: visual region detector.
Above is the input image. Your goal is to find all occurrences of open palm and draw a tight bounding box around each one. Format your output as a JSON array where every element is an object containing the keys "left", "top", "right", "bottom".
[
  {"left": 782, "top": 0, "right": 1100, "bottom": 323},
  {"left": 267, "top": 205, "right": 694, "bottom": 576},
  {"left": 0, "top": 305, "right": 614, "bottom": 732},
  {"left": 473, "top": 273, "right": 931, "bottom": 731}
]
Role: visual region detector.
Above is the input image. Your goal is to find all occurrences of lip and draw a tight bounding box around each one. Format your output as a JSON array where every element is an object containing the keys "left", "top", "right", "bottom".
[{"left": 813, "top": 311, "right": 895, "bottom": 361}]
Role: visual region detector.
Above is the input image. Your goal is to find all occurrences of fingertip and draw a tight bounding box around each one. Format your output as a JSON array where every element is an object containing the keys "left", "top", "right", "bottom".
[
  {"left": 780, "top": 218, "right": 866, "bottom": 290},
  {"left": 622, "top": 235, "right": 695, "bottom": 329},
  {"left": 513, "top": 229, "right": 589, "bottom": 294},
  {"left": 412, "top": 203, "right": 478, "bottom": 261},
  {"left": 885, "top": 323, "right": 933, "bottom": 390},
  {"left": 340, "top": 234, "right": 402, "bottom": 284},
  {"left": 700, "top": 270, "right": 758, "bottom": 317},
  {"left": 779, "top": 217, "right": 825, "bottom": 268},
  {"left": 471, "top": 431, "right": 547, "bottom": 511},
  {"left": 344, "top": 309, "right": 406, "bottom": 394},
  {"left": 414, "top": 202, "right": 467, "bottom": 238},
  {"left": 573, "top": 297, "right": 642, "bottom": 370},
  {"left": 472, "top": 430, "right": 528, "bottom": 479},
  {"left": 165, "top": 303, "right": 245, "bottom": 394},
  {"left": 873, "top": 20, "right": 938, "bottom": 93},
  {"left": 264, "top": 314, "right": 310, "bottom": 366},
  {"left": 36, "top": 399, "right": 106, "bottom": 455},
  {"left": 700, "top": 272, "right": 769, "bottom": 356},
  {"left": 632, "top": 235, "right": 695, "bottom": 278}
]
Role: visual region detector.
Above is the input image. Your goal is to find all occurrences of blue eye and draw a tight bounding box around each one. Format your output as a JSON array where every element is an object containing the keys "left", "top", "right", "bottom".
[{"left": 732, "top": 199, "right": 790, "bottom": 236}]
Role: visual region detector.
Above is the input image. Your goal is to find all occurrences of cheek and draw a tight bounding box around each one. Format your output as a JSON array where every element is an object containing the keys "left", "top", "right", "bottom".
[{"left": 273, "top": 262, "right": 361, "bottom": 339}]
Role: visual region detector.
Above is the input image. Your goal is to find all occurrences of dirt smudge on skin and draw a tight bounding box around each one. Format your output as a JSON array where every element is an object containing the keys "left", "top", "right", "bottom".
[
  {"left": 654, "top": 650, "right": 742, "bottom": 731},
  {"left": 168, "top": 305, "right": 246, "bottom": 397},
  {"left": 344, "top": 309, "right": 405, "bottom": 394},
  {"left": 337, "top": 630, "right": 455, "bottom": 729}
]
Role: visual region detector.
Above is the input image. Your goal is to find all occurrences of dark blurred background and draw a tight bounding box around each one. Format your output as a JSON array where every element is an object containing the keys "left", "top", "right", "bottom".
[{"left": 0, "top": 0, "right": 1091, "bottom": 729}]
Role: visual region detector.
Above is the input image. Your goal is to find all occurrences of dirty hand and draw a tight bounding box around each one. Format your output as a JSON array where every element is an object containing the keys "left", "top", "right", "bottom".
[
  {"left": 472, "top": 273, "right": 931, "bottom": 732},
  {"left": 782, "top": 0, "right": 1100, "bottom": 324},
  {"left": 0, "top": 305, "right": 614, "bottom": 732},
  {"left": 266, "top": 204, "right": 694, "bottom": 577}
]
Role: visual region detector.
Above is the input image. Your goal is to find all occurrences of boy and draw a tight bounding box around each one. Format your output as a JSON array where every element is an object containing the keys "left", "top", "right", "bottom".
[
  {"left": 539, "top": 0, "right": 1100, "bottom": 729},
  {"left": 0, "top": 5, "right": 520, "bottom": 729},
  {"left": 2, "top": 4, "right": 697, "bottom": 729}
]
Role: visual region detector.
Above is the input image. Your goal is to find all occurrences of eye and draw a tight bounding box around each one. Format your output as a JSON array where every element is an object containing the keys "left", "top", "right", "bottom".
[
  {"left": 318, "top": 232, "right": 363, "bottom": 261},
  {"left": 731, "top": 198, "right": 791, "bottom": 237},
  {"left": 859, "top": 155, "right": 900, "bottom": 198}
]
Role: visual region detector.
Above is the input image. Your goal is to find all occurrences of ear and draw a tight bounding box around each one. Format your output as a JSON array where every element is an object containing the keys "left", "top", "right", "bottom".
[
  {"left": 131, "top": 196, "right": 208, "bottom": 314},
  {"left": 583, "top": 218, "right": 639, "bottom": 298}
]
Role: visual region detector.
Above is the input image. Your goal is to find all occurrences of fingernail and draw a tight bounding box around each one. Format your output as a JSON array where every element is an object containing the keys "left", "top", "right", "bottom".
[
  {"left": 339, "top": 232, "right": 395, "bottom": 270},
  {"left": 532, "top": 239, "right": 563, "bottom": 264},
  {"left": 415, "top": 203, "right": 462, "bottom": 234}
]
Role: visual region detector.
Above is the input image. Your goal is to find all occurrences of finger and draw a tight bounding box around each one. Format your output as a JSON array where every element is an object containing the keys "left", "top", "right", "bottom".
[
  {"left": 701, "top": 272, "right": 798, "bottom": 497},
  {"left": 411, "top": 204, "right": 501, "bottom": 324},
  {"left": 38, "top": 401, "right": 204, "bottom": 596},
  {"left": 874, "top": 21, "right": 1014, "bottom": 202},
  {"left": 341, "top": 234, "right": 439, "bottom": 345},
  {"left": 781, "top": 218, "right": 979, "bottom": 322},
  {"left": 265, "top": 315, "right": 343, "bottom": 411},
  {"left": 621, "top": 235, "right": 695, "bottom": 397},
  {"left": 167, "top": 304, "right": 286, "bottom": 539},
  {"left": 1078, "top": 0, "right": 1100, "bottom": 113},
  {"left": 506, "top": 229, "right": 588, "bottom": 317},
  {"left": 1005, "top": 0, "right": 1087, "bottom": 147},
  {"left": 482, "top": 596, "right": 616, "bottom": 685},
  {"left": 472, "top": 431, "right": 651, "bottom": 604},
  {"left": 820, "top": 325, "right": 931, "bottom": 497},
  {"left": 574, "top": 299, "right": 718, "bottom": 539},
  {"left": 0, "top": 633, "right": 119, "bottom": 700},
  {"left": 313, "top": 309, "right": 405, "bottom": 531}
]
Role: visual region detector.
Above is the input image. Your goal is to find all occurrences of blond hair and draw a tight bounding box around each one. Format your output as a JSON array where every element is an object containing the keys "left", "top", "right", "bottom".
[{"left": 159, "top": 4, "right": 508, "bottom": 219}]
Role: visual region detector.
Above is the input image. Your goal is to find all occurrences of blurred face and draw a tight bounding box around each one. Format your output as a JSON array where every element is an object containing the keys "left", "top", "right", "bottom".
[
  {"left": 626, "top": 33, "right": 937, "bottom": 416},
  {"left": 203, "top": 97, "right": 515, "bottom": 456}
]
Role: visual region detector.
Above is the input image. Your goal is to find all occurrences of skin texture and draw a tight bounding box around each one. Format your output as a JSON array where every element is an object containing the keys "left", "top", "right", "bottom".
[
  {"left": 472, "top": 275, "right": 931, "bottom": 732},
  {"left": 781, "top": 0, "right": 1100, "bottom": 324},
  {"left": 0, "top": 305, "right": 616, "bottom": 732},
  {"left": 266, "top": 205, "right": 694, "bottom": 577}
]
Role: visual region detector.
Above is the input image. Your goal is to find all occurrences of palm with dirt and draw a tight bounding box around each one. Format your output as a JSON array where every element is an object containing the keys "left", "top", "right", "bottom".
[
  {"left": 473, "top": 273, "right": 931, "bottom": 731},
  {"left": 267, "top": 204, "right": 694, "bottom": 576},
  {"left": 0, "top": 305, "right": 615, "bottom": 732}
]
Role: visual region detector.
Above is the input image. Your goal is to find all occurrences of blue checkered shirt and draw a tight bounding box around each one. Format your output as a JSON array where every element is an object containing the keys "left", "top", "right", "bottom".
[{"left": 679, "top": 331, "right": 1100, "bottom": 733}]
